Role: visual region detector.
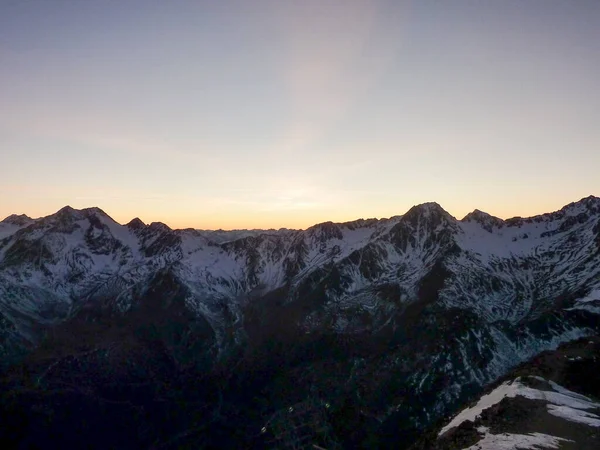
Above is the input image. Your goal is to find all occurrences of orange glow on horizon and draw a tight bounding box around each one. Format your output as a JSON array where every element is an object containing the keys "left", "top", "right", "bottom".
[{"left": 2, "top": 190, "right": 596, "bottom": 232}]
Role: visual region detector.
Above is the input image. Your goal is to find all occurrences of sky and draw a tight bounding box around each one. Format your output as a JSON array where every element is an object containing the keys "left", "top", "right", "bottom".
[{"left": 1, "top": 0, "right": 599, "bottom": 230}]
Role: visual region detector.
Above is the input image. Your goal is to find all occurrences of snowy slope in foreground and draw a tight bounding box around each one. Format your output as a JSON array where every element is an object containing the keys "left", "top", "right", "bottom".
[
  {"left": 434, "top": 375, "right": 600, "bottom": 449},
  {"left": 427, "top": 337, "right": 600, "bottom": 450},
  {"left": 440, "top": 376, "right": 600, "bottom": 436}
]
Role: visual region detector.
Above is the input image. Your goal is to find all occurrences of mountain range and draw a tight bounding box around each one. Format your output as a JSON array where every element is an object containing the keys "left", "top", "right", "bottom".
[{"left": 1, "top": 196, "right": 599, "bottom": 448}]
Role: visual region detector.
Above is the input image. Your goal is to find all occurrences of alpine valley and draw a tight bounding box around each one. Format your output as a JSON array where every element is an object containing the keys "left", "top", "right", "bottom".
[{"left": 0, "top": 196, "right": 599, "bottom": 449}]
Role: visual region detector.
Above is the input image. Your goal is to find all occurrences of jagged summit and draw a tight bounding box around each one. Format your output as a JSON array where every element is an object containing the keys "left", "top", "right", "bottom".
[
  {"left": 462, "top": 209, "right": 492, "bottom": 221},
  {"left": 50, "top": 205, "right": 78, "bottom": 216},
  {"left": 559, "top": 194, "right": 600, "bottom": 215},
  {"left": 126, "top": 217, "right": 146, "bottom": 230},
  {"left": 500, "top": 195, "right": 600, "bottom": 228},
  {"left": 45, "top": 205, "right": 86, "bottom": 224},
  {"left": 148, "top": 221, "right": 172, "bottom": 232},
  {"left": 399, "top": 202, "right": 455, "bottom": 229},
  {"left": 406, "top": 202, "right": 452, "bottom": 217},
  {"left": 339, "top": 217, "right": 380, "bottom": 230},
  {"left": 1, "top": 213, "right": 34, "bottom": 226},
  {"left": 81, "top": 207, "right": 111, "bottom": 218},
  {"left": 306, "top": 221, "right": 343, "bottom": 241},
  {"left": 56, "top": 205, "right": 76, "bottom": 215},
  {"left": 42, "top": 206, "right": 120, "bottom": 227}
]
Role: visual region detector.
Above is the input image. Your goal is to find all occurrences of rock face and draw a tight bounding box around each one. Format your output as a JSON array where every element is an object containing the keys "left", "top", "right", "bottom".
[{"left": 0, "top": 196, "right": 599, "bottom": 448}]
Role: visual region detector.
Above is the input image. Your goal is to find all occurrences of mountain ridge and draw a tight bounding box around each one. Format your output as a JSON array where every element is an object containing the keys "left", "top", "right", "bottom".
[
  {"left": 0, "top": 194, "right": 599, "bottom": 448},
  {"left": 4, "top": 194, "right": 598, "bottom": 233}
]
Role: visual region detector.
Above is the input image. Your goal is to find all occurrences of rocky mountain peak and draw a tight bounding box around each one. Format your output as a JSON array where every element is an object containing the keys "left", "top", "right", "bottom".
[
  {"left": 560, "top": 195, "right": 600, "bottom": 216},
  {"left": 126, "top": 217, "right": 146, "bottom": 230},
  {"left": 462, "top": 209, "right": 505, "bottom": 232},
  {"left": 502, "top": 196, "right": 600, "bottom": 231},
  {"left": 81, "top": 207, "right": 113, "bottom": 220},
  {"left": 400, "top": 202, "right": 454, "bottom": 229},
  {"left": 44, "top": 206, "right": 86, "bottom": 229},
  {"left": 56, "top": 205, "right": 76, "bottom": 214},
  {"left": 1, "top": 213, "right": 34, "bottom": 226},
  {"left": 147, "top": 221, "right": 173, "bottom": 234},
  {"left": 307, "top": 221, "right": 343, "bottom": 241},
  {"left": 408, "top": 202, "right": 451, "bottom": 217},
  {"left": 340, "top": 217, "right": 380, "bottom": 230}
]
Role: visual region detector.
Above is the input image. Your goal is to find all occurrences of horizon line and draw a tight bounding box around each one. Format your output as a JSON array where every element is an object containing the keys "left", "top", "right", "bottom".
[{"left": 2, "top": 195, "right": 597, "bottom": 232}]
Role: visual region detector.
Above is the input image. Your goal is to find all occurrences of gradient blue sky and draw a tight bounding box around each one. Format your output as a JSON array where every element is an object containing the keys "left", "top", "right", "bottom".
[{"left": 1, "top": 0, "right": 599, "bottom": 229}]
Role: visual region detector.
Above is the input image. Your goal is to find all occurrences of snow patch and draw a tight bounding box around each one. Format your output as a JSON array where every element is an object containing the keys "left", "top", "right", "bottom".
[
  {"left": 439, "top": 380, "right": 522, "bottom": 436},
  {"left": 565, "top": 304, "right": 600, "bottom": 315},
  {"left": 461, "top": 432, "right": 570, "bottom": 449},
  {"left": 546, "top": 404, "right": 600, "bottom": 427},
  {"left": 577, "top": 287, "right": 600, "bottom": 303}
]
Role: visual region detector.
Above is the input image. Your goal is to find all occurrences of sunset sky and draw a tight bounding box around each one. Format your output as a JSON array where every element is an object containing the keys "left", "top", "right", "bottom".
[{"left": 1, "top": 0, "right": 599, "bottom": 229}]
